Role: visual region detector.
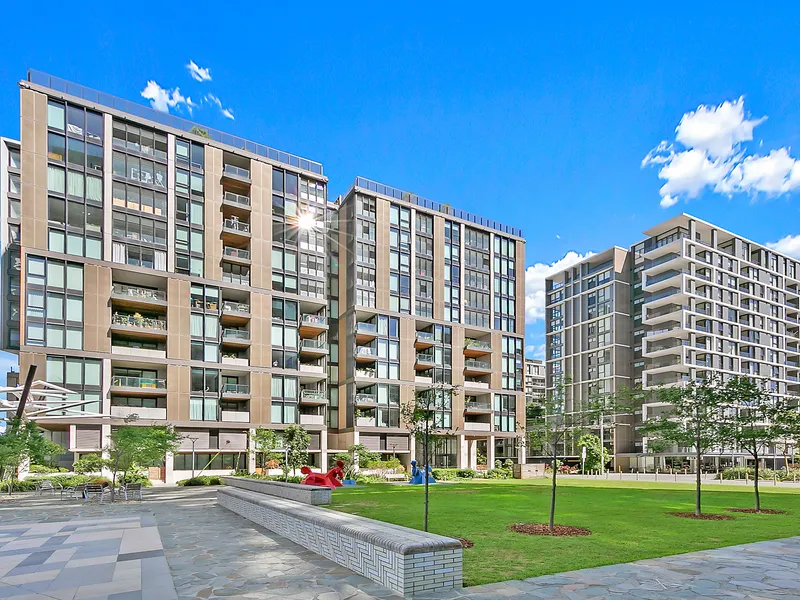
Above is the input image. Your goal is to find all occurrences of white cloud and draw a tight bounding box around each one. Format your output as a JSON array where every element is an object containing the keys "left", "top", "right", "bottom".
[
  {"left": 675, "top": 97, "right": 765, "bottom": 160},
  {"left": 643, "top": 97, "right": 800, "bottom": 208},
  {"left": 525, "top": 344, "right": 546, "bottom": 359},
  {"left": 140, "top": 81, "right": 194, "bottom": 114},
  {"left": 766, "top": 234, "right": 800, "bottom": 259},
  {"left": 187, "top": 60, "right": 212, "bottom": 82},
  {"left": 205, "top": 94, "right": 235, "bottom": 120},
  {"left": 525, "top": 251, "right": 594, "bottom": 323}
]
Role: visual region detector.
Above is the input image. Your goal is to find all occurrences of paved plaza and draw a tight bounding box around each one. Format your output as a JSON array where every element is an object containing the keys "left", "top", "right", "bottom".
[{"left": 0, "top": 487, "right": 798, "bottom": 599}]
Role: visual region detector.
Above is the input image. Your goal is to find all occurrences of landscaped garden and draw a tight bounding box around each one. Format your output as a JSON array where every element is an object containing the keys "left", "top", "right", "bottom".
[{"left": 329, "top": 478, "right": 800, "bottom": 586}]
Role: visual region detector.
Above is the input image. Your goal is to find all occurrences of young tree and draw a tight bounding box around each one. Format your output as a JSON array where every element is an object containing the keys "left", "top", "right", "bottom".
[
  {"left": 105, "top": 423, "right": 181, "bottom": 492},
  {"left": 641, "top": 377, "right": 726, "bottom": 517},
  {"left": 576, "top": 433, "right": 610, "bottom": 473},
  {"left": 251, "top": 427, "right": 279, "bottom": 473},
  {"left": 0, "top": 418, "right": 63, "bottom": 483},
  {"left": 72, "top": 454, "right": 106, "bottom": 475},
  {"left": 527, "top": 378, "right": 589, "bottom": 532},
  {"left": 282, "top": 424, "right": 310, "bottom": 478},
  {"left": 401, "top": 382, "right": 459, "bottom": 532},
  {"left": 719, "top": 376, "right": 796, "bottom": 512}
]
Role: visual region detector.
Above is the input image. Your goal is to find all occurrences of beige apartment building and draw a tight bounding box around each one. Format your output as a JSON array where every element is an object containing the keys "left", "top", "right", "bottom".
[
  {"left": 545, "top": 214, "right": 800, "bottom": 471},
  {"left": 524, "top": 358, "right": 546, "bottom": 405},
  {"left": 327, "top": 180, "right": 527, "bottom": 469},
  {"left": 2, "top": 71, "right": 526, "bottom": 481}
]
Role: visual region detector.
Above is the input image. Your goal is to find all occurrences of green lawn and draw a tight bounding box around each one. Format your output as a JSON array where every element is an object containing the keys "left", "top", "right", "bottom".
[{"left": 329, "top": 478, "right": 800, "bottom": 586}]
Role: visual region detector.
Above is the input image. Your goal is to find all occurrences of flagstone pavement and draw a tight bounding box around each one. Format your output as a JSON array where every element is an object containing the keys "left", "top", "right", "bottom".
[{"left": 0, "top": 487, "right": 798, "bottom": 599}]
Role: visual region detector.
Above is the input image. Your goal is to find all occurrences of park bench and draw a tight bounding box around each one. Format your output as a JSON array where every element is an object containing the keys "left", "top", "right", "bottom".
[
  {"left": 35, "top": 480, "right": 61, "bottom": 496},
  {"left": 120, "top": 483, "right": 143, "bottom": 501}
]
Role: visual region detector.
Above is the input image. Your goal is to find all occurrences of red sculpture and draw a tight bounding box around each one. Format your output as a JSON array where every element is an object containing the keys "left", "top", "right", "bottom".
[{"left": 300, "top": 461, "right": 345, "bottom": 489}]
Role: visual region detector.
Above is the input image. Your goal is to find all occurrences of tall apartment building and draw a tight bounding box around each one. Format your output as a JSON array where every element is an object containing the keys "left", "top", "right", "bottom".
[
  {"left": 546, "top": 214, "right": 800, "bottom": 471},
  {"left": 2, "top": 71, "right": 526, "bottom": 481},
  {"left": 1, "top": 137, "right": 21, "bottom": 345},
  {"left": 524, "top": 358, "right": 546, "bottom": 404},
  {"left": 328, "top": 179, "right": 527, "bottom": 470}
]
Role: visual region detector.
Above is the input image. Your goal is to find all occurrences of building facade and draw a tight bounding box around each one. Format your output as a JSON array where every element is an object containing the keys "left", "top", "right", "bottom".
[
  {"left": 524, "top": 358, "right": 546, "bottom": 405},
  {"left": 2, "top": 71, "right": 526, "bottom": 481},
  {"left": 328, "top": 179, "right": 527, "bottom": 470},
  {"left": 545, "top": 214, "right": 800, "bottom": 471}
]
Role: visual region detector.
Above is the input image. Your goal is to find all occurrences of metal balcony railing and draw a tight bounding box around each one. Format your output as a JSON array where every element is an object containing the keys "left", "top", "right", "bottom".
[
  {"left": 356, "top": 346, "right": 378, "bottom": 357},
  {"left": 464, "top": 400, "right": 493, "bottom": 411},
  {"left": 224, "top": 246, "right": 250, "bottom": 260},
  {"left": 111, "top": 314, "right": 166, "bottom": 330},
  {"left": 301, "top": 339, "right": 326, "bottom": 351},
  {"left": 222, "top": 301, "right": 250, "bottom": 313},
  {"left": 223, "top": 191, "right": 250, "bottom": 206},
  {"left": 355, "top": 322, "right": 378, "bottom": 335},
  {"left": 222, "top": 328, "right": 250, "bottom": 341},
  {"left": 302, "top": 314, "right": 327, "bottom": 326},
  {"left": 465, "top": 339, "right": 492, "bottom": 352},
  {"left": 111, "top": 376, "right": 166, "bottom": 389},
  {"left": 416, "top": 354, "right": 436, "bottom": 365},
  {"left": 112, "top": 284, "right": 165, "bottom": 301},
  {"left": 416, "top": 331, "right": 435, "bottom": 343},
  {"left": 223, "top": 164, "right": 251, "bottom": 179},
  {"left": 222, "top": 383, "right": 250, "bottom": 394},
  {"left": 464, "top": 359, "right": 491, "bottom": 370},
  {"left": 355, "top": 393, "right": 377, "bottom": 405},
  {"left": 300, "top": 390, "right": 326, "bottom": 402},
  {"left": 223, "top": 218, "right": 251, "bottom": 233}
]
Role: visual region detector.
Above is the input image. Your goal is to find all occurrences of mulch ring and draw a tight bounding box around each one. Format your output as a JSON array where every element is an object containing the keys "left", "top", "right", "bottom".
[
  {"left": 668, "top": 512, "right": 734, "bottom": 520},
  {"left": 726, "top": 508, "right": 787, "bottom": 515},
  {"left": 455, "top": 537, "right": 474, "bottom": 548},
  {"left": 508, "top": 523, "right": 591, "bottom": 537}
]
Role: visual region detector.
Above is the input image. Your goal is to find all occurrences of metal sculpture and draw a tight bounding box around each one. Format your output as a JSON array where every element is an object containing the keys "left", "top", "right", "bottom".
[
  {"left": 408, "top": 460, "right": 436, "bottom": 485},
  {"left": 300, "top": 460, "right": 345, "bottom": 489}
]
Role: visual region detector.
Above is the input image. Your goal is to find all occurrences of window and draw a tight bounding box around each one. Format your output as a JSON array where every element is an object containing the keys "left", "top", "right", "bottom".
[
  {"left": 271, "top": 375, "right": 299, "bottom": 424},
  {"left": 493, "top": 394, "right": 516, "bottom": 432},
  {"left": 48, "top": 101, "right": 65, "bottom": 131},
  {"left": 45, "top": 356, "right": 101, "bottom": 414},
  {"left": 26, "top": 256, "right": 83, "bottom": 349},
  {"left": 190, "top": 368, "right": 219, "bottom": 420}
]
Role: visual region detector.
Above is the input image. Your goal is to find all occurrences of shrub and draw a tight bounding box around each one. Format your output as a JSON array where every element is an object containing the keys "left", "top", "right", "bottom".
[
  {"left": 177, "top": 476, "right": 223, "bottom": 486},
  {"left": 355, "top": 474, "right": 384, "bottom": 484},
  {"left": 118, "top": 471, "right": 153, "bottom": 487},
  {"left": 718, "top": 467, "right": 800, "bottom": 482},
  {"left": 26, "top": 475, "right": 111, "bottom": 488},
  {"left": 28, "top": 464, "right": 63, "bottom": 474},
  {"left": 457, "top": 468, "right": 476, "bottom": 479},
  {"left": 232, "top": 473, "right": 303, "bottom": 484},
  {"left": 430, "top": 468, "right": 476, "bottom": 481},
  {"left": 73, "top": 455, "right": 106, "bottom": 474},
  {"left": 485, "top": 468, "right": 511, "bottom": 479}
]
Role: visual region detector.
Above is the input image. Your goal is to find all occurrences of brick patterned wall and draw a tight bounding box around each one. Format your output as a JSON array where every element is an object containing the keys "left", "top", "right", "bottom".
[
  {"left": 218, "top": 488, "right": 462, "bottom": 596},
  {"left": 221, "top": 477, "right": 332, "bottom": 505}
]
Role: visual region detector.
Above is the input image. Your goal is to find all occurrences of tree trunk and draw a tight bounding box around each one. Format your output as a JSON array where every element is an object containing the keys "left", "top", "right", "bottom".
[
  {"left": 753, "top": 452, "right": 761, "bottom": 512},
  {"left": 549, "top": 448, "right": 558, "bottom": 532},
  {"left": 695, "top": 446, "right": 702, "bottom": 517}
]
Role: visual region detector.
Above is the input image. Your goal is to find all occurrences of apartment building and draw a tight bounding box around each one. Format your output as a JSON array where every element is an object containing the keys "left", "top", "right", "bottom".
[
  {"left": 524, "top": 358, "right": 546, "bottom": 405},
  {"left": 1, "top": 137, "right": 21, "bottom": 346},
  {"left": 329, "top": 179, "right": 527, "bottom": 470},
  {"left": 2, "top": 71, "right": 526, "bottom": 481},
  {"left": 546, "top": 214, "right": 800, "bottom": 471}
]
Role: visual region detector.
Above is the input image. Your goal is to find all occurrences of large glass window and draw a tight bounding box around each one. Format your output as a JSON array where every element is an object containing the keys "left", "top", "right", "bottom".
[{"left": 26, "top": 257, "right": 83, "bottom": 349}]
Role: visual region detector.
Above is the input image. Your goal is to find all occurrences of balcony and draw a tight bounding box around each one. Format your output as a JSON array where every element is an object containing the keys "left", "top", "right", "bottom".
[
  {"left": 222, "top": 191, "right": 251, "bottom": 214},
  {"left": 643, "top": 270, "right": 684, "bottom": 292},
  {"left": 464, "top": 339, "right": 492, "bottom": 357},
  {"left": 355, "top": 346, "right": 378, "bottom": 363},
  {"left": 221, "top": 328, "right": 250, "bottom": 347},
  {"left": 221, "top": 301, "right": 250, "bottom": 326},
  {"left": 221, "top": 383, "right": 250, "bottom": 399},
  {"left": 299, "top": 339, "right": 328, "bottom": 357},
  {"left": 299, "top": 362, "right": 326, "bottom": 379},
  {"left": 463, "top": 421, "right": 492, "bottom": 432},
  {"left": 110, "top": 406, "right": 166, "bottom": 420},
  {"left": 221, "top": 354, "right": 249, "bottom": 366},
  {"left": 299, "top": 390, "right": 328, "bottom": 406},
  {"left": 644, "top": 288, "right": 682, "bottom": 308},
  {"left": 356, "top": 416, "right": 375, "bottom": 427},
  {"left": 643, "top": 339, "right": 688, "bottom": 358},
  {"left": 463, "top": 378, "right": 490, "bottom": 390},
  {"left": 464, "top": 359, "right": 492, "bottom": 376},
  {"left": 300, "top": 414, "right": 325, "bottom": 426},
  {"left": 354, "top": 322, "right": 378, "bottom": 343},
  {"left": 110, "top": 314, "right": 167, "bottom": 340},
  {"left": 111, "top": 284, "right": 166, "bottom": 310},
  {"left": 221, "top": 410, "right": 250, "bottom": 423},
  {"left": 354, "top": 393, "right": 378, "bottom": 408},
  {"left": 414, "top": 374, "right": 433, "bottom": 385},
  {"left": 355, "top": 367, "right": 376, "bottom": 379},
  {"left": 300, "top": 314, "right": 328, "bottom": 338},
  {"left": 415, "top": 331, "right": 435, "bottom": 350},
  {"left": 415, "top": 354, "right": 436, "bottom": 370},
  {"left": 110, "top": 375, "right": 167, "bottom": 395},
  {"left": 222, "top": 218, "right": 251, "bottom": 240},
  {"left": 464, "top": 400, "right": 493, "bottom": 415},
  {"left": 222, "top": 164, "right": 251, "bottom": 183},
  {"left": 223, "top": 246, "right": 251, "bottom": 265}
]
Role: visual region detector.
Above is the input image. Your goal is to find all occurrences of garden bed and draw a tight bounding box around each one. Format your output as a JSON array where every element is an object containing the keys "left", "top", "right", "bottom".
[
  {"left": 508, "top": 523, "right": 591, "bottom": 536},
  {"left": 668, "top": 512, "right": 734, "bottom": 520}
]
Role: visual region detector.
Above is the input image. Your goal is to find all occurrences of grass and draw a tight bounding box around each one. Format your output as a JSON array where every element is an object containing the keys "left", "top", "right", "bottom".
[{"left": 329, "top": 478, "right": 800, "bottom": 586}]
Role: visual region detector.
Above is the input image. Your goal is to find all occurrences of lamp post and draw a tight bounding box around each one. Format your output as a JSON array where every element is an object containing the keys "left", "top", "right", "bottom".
[{"left": 187, "top": 437, "right": 199, "bottom": 478}]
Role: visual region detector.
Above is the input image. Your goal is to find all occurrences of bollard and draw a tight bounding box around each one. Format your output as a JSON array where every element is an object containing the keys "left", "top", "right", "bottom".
[
  {"left": 636, "top": 471, "right": 639, "bottom": 481},
  {"left": 774, "top": 474, "right": 778, "bottom": 487},
  {"left": 655, "top": 468, "right": 659, "bottom": 482},
  {"left": 675, "top": 472, "right": 678, "bottom": 482}
]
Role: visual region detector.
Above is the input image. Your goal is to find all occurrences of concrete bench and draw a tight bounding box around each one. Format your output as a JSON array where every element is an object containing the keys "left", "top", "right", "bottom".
[
  {"left": 221, "top": 476, "right": 331, "bottom": 505},
  {"left": 218, "top": 486, "right": 462, "bottom": 596},
  {"left": 385, "top": 473, "right": 408, "bottom": 481}
]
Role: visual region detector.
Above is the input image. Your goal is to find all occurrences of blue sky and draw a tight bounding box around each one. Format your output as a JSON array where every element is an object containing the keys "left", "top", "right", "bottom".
[{"left": 2, "top": 3, "right": 800, "bottom": 370}]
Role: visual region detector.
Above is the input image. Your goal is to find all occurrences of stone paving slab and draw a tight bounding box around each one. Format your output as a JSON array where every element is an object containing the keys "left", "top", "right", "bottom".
[{"left": 415, "top": 535, "right": 800, "bottom": 599}]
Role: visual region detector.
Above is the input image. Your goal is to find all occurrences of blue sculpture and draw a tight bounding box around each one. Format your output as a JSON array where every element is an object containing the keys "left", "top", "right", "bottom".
[{"left": 408, "top": 460, "right": 436, "bottom": 485}]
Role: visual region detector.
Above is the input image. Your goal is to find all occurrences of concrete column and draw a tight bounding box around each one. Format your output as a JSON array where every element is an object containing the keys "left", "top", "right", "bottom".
[
  {"left": 248, "top": 428, "right": 256, "bottom": 473},
  {"left": 468, "top": 440, "right": 477, "bottom": 470},
  {"left": 517, "top": 439, "right": 526, "bottom": 464},
  {"left": 164, "top": 452, "right": 175, "bottom": 484},
  {"left": 320, "top": 429, "right": 329, "bottom": 471},
  {"left": 487, "top": 435, "right": 496, "bottom": 468},
  {"left": 458, "top": 435, "right": 468, "bottom": 468}
]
